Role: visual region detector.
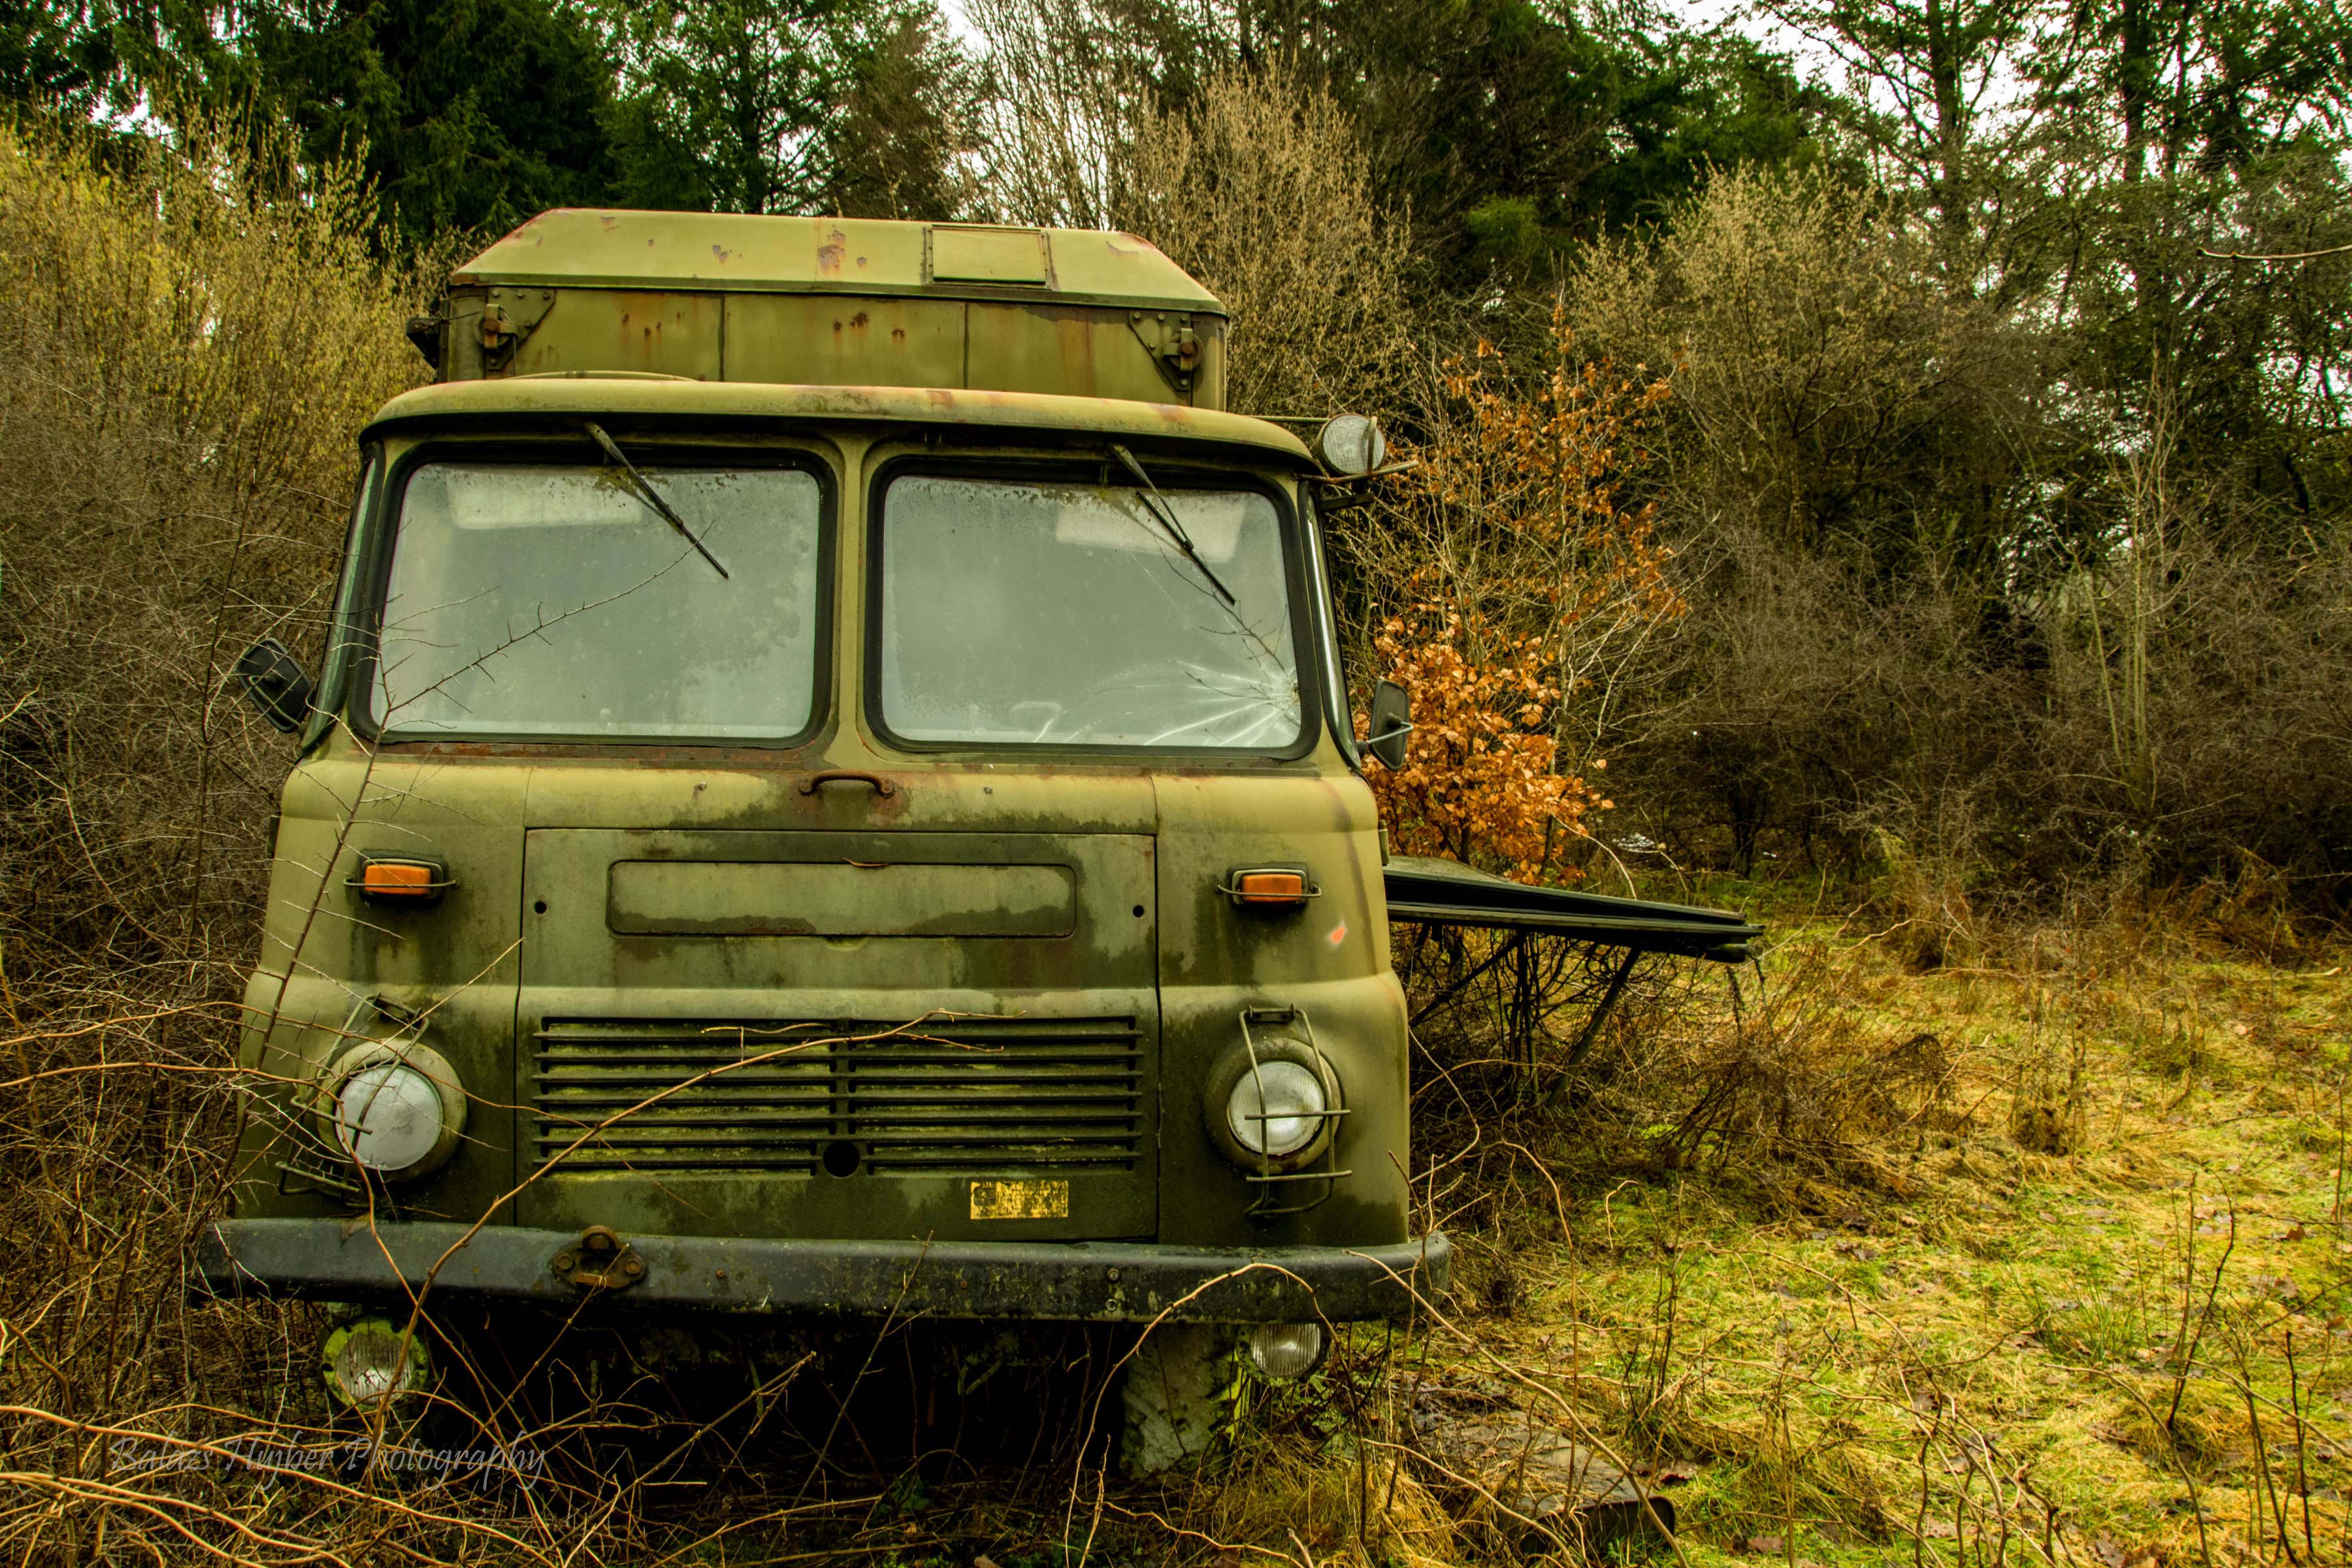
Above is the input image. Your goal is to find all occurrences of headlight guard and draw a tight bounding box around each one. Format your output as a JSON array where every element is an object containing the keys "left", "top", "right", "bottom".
[{"left": 1202, "top": 1007, "right": 1349, "bottom": 1215}]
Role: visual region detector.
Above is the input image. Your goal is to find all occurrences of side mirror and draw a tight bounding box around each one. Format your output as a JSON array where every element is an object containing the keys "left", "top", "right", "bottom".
[
  {"left": 233, "top": 638, "right": 316, "bottom": 734},
  {"left": 1365, "top": 679, "right": 1412, "bottom": 770}
]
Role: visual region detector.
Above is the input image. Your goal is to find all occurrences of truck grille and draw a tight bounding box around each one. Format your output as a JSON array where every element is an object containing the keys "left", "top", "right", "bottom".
[{"left": 531, "top": 1015, "right": 1145, "bottom": 1176}]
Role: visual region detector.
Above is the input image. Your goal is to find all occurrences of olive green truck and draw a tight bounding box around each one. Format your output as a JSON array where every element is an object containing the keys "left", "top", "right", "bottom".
[{"left": 197, "top": 212, "right": 1757, "bottom": 1459}]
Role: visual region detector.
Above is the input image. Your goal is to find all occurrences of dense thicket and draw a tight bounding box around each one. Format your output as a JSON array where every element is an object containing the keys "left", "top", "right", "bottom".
[
  {"left": 0, "top": 112, "right": 421, "bottom": 977},
  {"left": 1544, "top": 0, "right": 2352, "bottom": 924},
  {"left": 0, "top": 120, "right": 423, "bottom": 1561},
  {"left": 1, "top": 0, "right": 2345, "bottom": 941}
]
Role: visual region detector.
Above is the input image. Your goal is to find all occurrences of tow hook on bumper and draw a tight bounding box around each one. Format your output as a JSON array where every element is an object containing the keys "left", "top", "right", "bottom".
[{"left": 551, "top": 1225, "right": 645, "bottom": 1291}]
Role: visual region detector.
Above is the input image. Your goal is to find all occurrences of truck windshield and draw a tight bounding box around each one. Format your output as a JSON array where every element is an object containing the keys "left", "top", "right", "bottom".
[
  {"left": 370, "top": 462, "right": 823, "bottom": 740},
  {"left": 876, "top": 474, "right": 1302, "bottom": 749}
]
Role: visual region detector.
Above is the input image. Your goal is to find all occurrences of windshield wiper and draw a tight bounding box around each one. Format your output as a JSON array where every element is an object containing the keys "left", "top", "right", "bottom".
[
  {"left": 585, "top": 422, "right": 730, "bottom": 580},
  {"left": 1109, "top": 444, "right": 1237, "bottom": 606}
]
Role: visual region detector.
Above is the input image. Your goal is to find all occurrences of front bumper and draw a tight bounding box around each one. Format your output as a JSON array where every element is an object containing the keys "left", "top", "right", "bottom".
[{"left": 194, "top": 1219, "right": 1451, "bottom": 1323}]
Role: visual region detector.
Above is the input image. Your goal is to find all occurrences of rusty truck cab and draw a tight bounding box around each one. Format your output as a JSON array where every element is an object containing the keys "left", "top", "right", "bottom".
[{"left": 202, "top": 214, "right": 1448, "bottom": 1441}]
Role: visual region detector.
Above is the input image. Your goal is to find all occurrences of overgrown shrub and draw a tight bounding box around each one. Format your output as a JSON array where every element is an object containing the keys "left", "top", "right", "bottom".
[
  {"left": 0, "top": 113, "right": 423, "bottom": 979},
  {"left": 0, "top": 114, "right": 422, "bottom": 1563},
  {"left": 1336, "top": 308, "right": 1680, "bottom": 885},
  {"left": 1122, "top": 58, "right": 1414, "bottom": 416}
]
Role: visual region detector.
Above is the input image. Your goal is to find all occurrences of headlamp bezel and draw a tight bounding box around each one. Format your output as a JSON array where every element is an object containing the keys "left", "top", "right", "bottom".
[{"left": 311, "top": 1038, "right": 467, "bottom": 1183}]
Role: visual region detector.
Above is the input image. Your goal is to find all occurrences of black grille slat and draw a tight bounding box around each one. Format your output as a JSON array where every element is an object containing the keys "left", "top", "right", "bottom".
[
  {"left": 532, "top": 1016, "right": 1145, "bottom": 1175},
  {"left": 534, "top": 1109, "right": 1141, "bottom": 1131},
  {"left": 534, "top": 1123, "right": 1141, "bottom": 1142},
  {"left": 538, "top": 1068, "right": 1135, "bottom": 1085}
]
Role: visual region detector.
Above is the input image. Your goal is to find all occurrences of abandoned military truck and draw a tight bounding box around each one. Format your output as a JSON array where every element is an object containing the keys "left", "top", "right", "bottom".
[{"left": 200, "top": 212, "right": 1756, "bottom": 1464}]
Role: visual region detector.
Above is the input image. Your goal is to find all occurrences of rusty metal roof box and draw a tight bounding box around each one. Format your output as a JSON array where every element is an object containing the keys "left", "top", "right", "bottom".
[
  {"left": 453, "top": 211, "right": 1218, "bottom": 311},
  {"left": 433, "top": 210, "right": 1230, "bottom": 406}
]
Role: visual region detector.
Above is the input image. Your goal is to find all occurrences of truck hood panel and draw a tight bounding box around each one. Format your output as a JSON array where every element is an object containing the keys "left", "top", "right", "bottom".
[{"left": 515, "top": 828, "right": 1160, "bottom": 1241}]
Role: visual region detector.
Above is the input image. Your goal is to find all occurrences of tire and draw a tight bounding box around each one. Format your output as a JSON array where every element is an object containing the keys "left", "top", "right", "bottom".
[{"left": 1117, "top": 1322, "right": 1235, "bottom": 1477}]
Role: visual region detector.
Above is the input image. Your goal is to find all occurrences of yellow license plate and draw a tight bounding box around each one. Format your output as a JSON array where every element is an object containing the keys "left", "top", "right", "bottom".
[{"left": 969, "top": 1179, "right": 1070, "bottom": 1220}]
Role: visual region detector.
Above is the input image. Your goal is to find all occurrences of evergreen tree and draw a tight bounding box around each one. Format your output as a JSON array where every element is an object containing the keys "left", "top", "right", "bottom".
[
  {"left": 0, "top": 1, "right": 123, "bottom": 118},
  {"left": 600, "top": 0, "right": 967, "bottom": 217},
  {"left": 822, "top": 6, "right": 975, "bottom": 218},
  {"left": 0, "top": 0, "right": 229, "bottom": 125},
  {"left": 242, "top": 0, "right": 619, "bottom": 242}
]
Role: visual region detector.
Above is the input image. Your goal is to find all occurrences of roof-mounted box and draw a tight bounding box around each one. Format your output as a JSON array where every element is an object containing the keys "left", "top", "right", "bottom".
[{"left": 415, "top": 210, "right": 1230, "bottom": 410}]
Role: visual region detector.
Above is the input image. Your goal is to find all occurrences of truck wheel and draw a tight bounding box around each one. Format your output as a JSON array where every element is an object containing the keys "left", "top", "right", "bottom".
[{"left": 1118, "top": 1322, "right": 1234, "bottom": 1477}]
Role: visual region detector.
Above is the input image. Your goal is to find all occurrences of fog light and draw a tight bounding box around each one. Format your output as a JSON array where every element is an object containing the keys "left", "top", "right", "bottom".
[
  {"left": 1245, "top": 1321, "right": 1326, "bottom": 1380},
  {"left": 318, "top": 1041, "right": 465, "bottom": 1181},
  {"left": 1226, "top": 1059, "right": 1328, "bottom": 1157},
  {"left": 322, "top": 1318, "right": 431, "bottom": 1409}
]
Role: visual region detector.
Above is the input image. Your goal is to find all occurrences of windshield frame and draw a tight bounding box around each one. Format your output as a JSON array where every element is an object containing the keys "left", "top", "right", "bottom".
[
  {"left": 297, "top": 445, "right": 383, "bottom": 755},
  {"left": 863, "top": 454, "right": 1322, "bottom": 762},
  {"left": 1301, "top": 491, "right": 1363, "bottom": 774},
  {"left": 348, "top": 435, "right": 839, "bottom": 749}
]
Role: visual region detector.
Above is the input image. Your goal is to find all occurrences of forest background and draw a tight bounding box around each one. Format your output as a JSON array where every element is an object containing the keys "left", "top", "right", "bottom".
[
  {"left": 4, "top": 0, "right": 2349, "bottom": 945},
  {"left": 0, "top": 1, "right": 2348, "bottom": 1562}
]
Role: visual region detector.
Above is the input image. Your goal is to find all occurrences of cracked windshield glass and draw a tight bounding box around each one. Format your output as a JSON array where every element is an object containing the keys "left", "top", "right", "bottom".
[
  {"left": 878, "top": 474, "right": 1301, "bottom": 748},
  {"left": 370, "top": 462, "right": 822, "bottom": 739}
]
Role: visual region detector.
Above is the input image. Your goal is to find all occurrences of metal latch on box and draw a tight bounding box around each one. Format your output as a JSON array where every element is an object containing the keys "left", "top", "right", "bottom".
[
  {"left": 478, "top": 287, "right": 556, "bottom": 372},
  {"left": 1128, "top": 310, "right": 1200, "bottom": 393}
]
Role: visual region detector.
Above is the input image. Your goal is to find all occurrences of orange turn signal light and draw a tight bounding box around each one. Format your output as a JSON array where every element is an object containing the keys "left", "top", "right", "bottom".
[
  {"left": 1223, "top": 867, "right": 1317, "bottom": 909},
  {"left": 351, "top": 857, "right": 450, "bottom": 903}
]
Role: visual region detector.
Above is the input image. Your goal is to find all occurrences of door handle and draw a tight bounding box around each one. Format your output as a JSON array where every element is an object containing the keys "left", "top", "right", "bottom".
[{"left": 799, "top": 769, "right": 896, "bottom": 798}]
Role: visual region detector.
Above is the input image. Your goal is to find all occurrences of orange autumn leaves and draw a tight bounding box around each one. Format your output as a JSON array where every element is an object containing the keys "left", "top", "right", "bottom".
[
  {"left": 1365, "top": 607, "right": 1607, "bottom": 881},
  {"left": 1358, "top": 306, "right": 1679, "bottom": 884}
]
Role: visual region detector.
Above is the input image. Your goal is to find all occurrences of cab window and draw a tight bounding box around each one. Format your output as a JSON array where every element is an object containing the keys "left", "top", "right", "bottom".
[
  {"left": 369, "top": 461, "right": 824, "bottom": 742},
  {"left": 874, "top": 472, "right": 1303, "bottom": 751}
]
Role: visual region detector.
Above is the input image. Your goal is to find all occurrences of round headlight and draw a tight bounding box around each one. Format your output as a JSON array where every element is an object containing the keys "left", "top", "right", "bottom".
[
  {"left": 338, "top": 1064, "right": 444, "bottom": 1169},
  {"left": 318, "top": 1041, "right": 465, "bottom": 1181},
  {"left": 1226, "top": 1060, "right": 1328, "bottom": 1156},
  {"left": 1203, "top": 1032, "right": 1343, "bottom": 1174}
]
